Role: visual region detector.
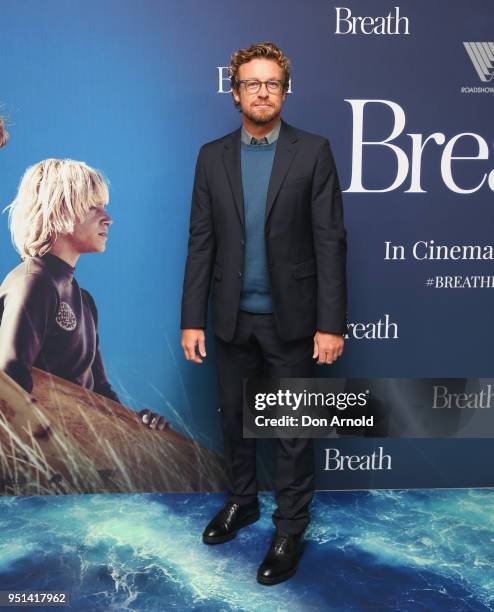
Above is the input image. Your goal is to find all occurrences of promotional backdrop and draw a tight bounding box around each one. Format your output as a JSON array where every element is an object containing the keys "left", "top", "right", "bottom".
[{"left": 1, "top": 0, "right": 493, "bottom": 491}]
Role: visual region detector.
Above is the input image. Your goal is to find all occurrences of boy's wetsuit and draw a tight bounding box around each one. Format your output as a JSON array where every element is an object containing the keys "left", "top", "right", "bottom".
[{"left": 0, "top": 253, "right": 119, "bottom": 401}]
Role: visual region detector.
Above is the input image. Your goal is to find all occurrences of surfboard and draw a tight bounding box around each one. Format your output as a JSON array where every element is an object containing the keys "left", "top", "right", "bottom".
[{"left": 0, "top": 368, "right": 226, "bottom": 496}]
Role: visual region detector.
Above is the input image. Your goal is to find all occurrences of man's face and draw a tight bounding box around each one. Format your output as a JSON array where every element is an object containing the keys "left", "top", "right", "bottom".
[
  {"left": 69, "top": 203, "right": 113, "bottom": 254},
  {"left": 232, "top": 58, "right": 286, "bottom": 126}
]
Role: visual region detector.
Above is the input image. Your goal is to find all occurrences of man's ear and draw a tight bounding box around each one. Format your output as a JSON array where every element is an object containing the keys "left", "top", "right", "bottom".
[{"left": 232, "top": 88, "right": 240, "bottom": 106}]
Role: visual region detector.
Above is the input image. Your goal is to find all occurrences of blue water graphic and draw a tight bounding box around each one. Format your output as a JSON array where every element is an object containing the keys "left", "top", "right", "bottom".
[{"left": 0, "top": 490, "right": 492, "bottom": 611}]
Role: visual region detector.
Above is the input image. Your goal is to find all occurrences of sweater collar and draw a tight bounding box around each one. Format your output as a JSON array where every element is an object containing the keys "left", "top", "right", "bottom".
[{"left": 241, "top": 120, "right": 281, "bottom": 145}]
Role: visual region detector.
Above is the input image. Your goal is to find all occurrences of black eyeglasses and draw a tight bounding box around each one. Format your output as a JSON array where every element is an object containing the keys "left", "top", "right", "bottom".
[{"left": 238, "top": 79, "right": 285, "bottom": 94}]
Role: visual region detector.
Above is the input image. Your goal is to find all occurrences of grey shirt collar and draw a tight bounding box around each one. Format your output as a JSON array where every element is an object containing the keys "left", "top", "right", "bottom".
[{"left": 241, "top": 120, "right": 281, "bottom": 145}]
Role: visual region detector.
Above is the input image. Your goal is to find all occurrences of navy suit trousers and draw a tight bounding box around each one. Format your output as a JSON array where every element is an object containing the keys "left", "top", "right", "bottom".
[{"left": 214, "top": 310, "right": 315, "bottom": 535}]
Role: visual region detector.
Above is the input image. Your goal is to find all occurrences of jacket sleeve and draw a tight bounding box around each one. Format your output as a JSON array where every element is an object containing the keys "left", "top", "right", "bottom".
[
  {"left": 0, "top": 274, "right": 58, "bottom": 393},
  {"left": 91, "top": 347, "right": 120, "bottom": 403},
  {"left": 180, "top": 145, "right": 217, "bottom": 329},
  {"left": 311, "top": 139, "right": 348, "bottom": 334},
  {"left": 83, "top": 290, "right": 120, "bottom": 403}
]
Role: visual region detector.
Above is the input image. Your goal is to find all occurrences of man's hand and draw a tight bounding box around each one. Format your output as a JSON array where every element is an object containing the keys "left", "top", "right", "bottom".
[
  {"left": 313, "top": 331, "right": 344, "bottom": 365},
  {"left": 138, "top": 408, "right": 170, "bottom": 430},
  {"left": 181, "top": 328, "right": 207, "bottom": 364}
]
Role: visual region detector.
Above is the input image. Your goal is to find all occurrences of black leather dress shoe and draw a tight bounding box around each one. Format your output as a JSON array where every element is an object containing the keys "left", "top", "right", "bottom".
[
  {"left": 257, "top": 530, "right": 303, "bottom": 585},
  {"left": 202, "top": 500, "right": 260, "bottom": 544}
]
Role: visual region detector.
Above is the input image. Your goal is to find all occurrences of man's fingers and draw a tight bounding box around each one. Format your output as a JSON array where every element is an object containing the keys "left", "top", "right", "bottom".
[
  {"left": 313, "top": 337, "right": 319, "bottom": 360},
  {"left": 156, "top": 417, "right": 170, "bottom": 431},
  {"left": 184, "top": 341, "right": 203, "bottom": 363},
  {"left": 181, "top": 330, "right": 206, "bottom": 363},
  {"left": 138, "top": 409, "right": 171, "bottom": 430},
  {"left": 149, "top": 413, "right": 166, "bottom": 429},
  {"left": 142, "top": 409, "right": 160, "bottom": 428},
  {"left": 317, "top": 350, "right": 339, "bottom": 365},
  {"left": 314, "top": 342, "right": 334, "bottom": 364},
  {"left": 190, "top": 344, "right": 203, "bottom": 363},
  {"left": 138, "top": 408, "right": 151, "bottom": 426},
  {"left": 313, "top": 332, "right": 345, "bottom": 364},
  {"left": 191, "top": 344, "right": 203, "bottom": 363}
]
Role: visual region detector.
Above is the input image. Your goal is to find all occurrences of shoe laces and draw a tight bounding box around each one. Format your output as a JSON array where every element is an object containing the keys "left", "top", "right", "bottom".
[
  {"left": 223, "top": 502, "right": 239, "bottom": 522},
  {"left": 273, "top": 534, "right": 290, "bottom": 555}
]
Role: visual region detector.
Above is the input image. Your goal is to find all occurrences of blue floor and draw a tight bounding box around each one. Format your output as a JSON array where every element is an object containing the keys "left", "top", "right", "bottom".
[{"left": 0, "top": 489, "right": 493, "bottom": 611}]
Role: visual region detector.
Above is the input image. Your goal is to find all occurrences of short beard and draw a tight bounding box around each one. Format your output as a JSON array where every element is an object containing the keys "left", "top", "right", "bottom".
[{"left": 242, "top": 106, "right": 278, "bottom": 126}]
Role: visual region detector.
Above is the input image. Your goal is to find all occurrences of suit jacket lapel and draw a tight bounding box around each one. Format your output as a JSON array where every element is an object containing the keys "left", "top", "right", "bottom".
[
  {"left": 222, "top": 129, "right": 245, "bottom": 231},
  {"left": 265, "top": 120, "right": 298, "bottom": 223}
]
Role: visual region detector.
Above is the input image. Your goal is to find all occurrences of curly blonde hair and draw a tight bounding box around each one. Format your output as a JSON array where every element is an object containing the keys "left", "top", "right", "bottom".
[
  {"left": 6, "top": 159, "right": 109, "bottom": 258},
  {"left": 229, "top": 41, "right": 291, "bottom": 105},
  {"left": 0, "top": 116, "right": 8, "bottom": 148}
]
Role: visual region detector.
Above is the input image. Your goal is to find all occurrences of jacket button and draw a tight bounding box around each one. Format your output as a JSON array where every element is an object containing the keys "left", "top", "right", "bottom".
[
  {"left": 241, "top": 240, "right": 245, "bottom": 246},
  {"left": 237, "top": 271, "right": 242, "bottom": 278}
]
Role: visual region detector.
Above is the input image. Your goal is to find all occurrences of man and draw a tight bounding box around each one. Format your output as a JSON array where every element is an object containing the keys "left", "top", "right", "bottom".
[
  {"left": 181, "top": 42, "right": 347, "bottom": 585},
  {"left": 0, "top": 159, "right": 163, "bottom": 429}
]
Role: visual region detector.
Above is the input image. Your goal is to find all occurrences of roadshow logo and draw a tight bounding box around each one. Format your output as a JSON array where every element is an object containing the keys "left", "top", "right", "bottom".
[{"left": 461, "top": 42, "right": 494, "bottom": 94}]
